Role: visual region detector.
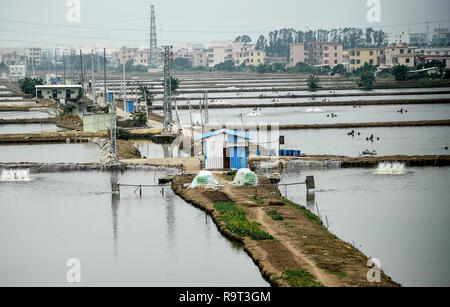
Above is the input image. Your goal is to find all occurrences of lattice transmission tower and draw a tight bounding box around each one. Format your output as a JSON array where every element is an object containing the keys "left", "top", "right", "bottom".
[{"left": 149, "top": 5, "right": 158, "bottom": 67}]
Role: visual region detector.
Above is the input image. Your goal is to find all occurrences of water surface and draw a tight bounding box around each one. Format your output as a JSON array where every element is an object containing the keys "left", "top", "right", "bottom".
[
  {"left": 0, "top": 170, "right": 268, "bottom": 286},
  {"left": 276, "top": 167, "right": 450, "bottom": 287}
]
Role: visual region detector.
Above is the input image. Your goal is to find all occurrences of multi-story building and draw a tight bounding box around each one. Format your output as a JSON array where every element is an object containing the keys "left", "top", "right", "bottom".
[
  {"left": 415, "top": 47, "right": 450, "bottom": 69},
  {"left": 27, "top": 48, "right": 42, "bottom": 66},
  {"left": 348, "top": 48, "right": 379, "bottom": 70},
  {"left": 409, "top": 33, "right": 428, "bottom": 47},
  {"left": 9, "top": 64, "right": 27, "bottom": 79},
  {"left": 192, "top": 50, "right": 208, "bottom": 67},
  {"left": 305, "top": 42, "right": 343, "bottom": 66},
  {"left": 432, "top": 28, "right": 450, "bottom": 46},
  {"left": 384, "top": 32, "right": 410, "bottom": 46},
  {"left": 383, "top": 45, "right": 416, "bottom": 68},
  {"left": 206, "top": 42, "right": 234, "bottom": 67},
  {"left": 1, "top": 52, "right": 26, "bottom": 65},
  {"left": 119, "top": 47, "right": 138, "bottom": 65},
  {"left": 288, "top": 43, "right": 305, "bottom": 67},
  {"left": 235, "top": 44, "right": 265, "bottom": 67},
  {"left": 133, "top": 49, "right": 150, "bottom": 66}
]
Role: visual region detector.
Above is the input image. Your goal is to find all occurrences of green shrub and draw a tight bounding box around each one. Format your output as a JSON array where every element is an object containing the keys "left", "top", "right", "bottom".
[
  {"left": 116, "top": 129, "right": 131, "bottom": 140},
  {"left": 214, "top": 202, "right": 273, "bottom": 240},
  {"left": 282, "top": 269, "right": 323, "bottom": 287}
]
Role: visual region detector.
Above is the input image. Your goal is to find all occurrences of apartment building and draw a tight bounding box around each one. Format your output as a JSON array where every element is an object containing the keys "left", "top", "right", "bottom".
[
  {"left": 206, "top": 42, "right": 234, "bottom": 67},
  {"left": 1, "top": 52, "right": 26, "bottom": 65},
  {"left": 288, "top": 43, "right": 305, "bottom": 67},
  {"left": 235, "top": 44, "right": 265, "bottom": 67},
  {"left": 384, "top": 45, "right": 416, "bottom": 68},
  {"left": 192, "top": 50, "right": 208, "bottom": 67},
  {"left": 27, "top": 48, "right": 42, "bottom": 66},
  {"left": 305, "top": 42, "right": 343, "bottom": 66},
  {"left": 348, "top": 48, "right": 379, "bottom": 70},
  {"left": 9, "top": 64, "right": 27, "bottom": 79}
]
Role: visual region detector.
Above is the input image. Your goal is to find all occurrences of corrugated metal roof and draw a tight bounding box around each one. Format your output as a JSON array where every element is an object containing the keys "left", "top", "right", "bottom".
[{"left": 194, "top": 129, "right": 252, "bottom": 141}]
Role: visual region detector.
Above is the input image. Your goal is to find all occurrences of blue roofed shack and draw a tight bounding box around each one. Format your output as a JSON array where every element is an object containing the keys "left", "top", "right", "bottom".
[{"left": 195, "top": 129, "right": 251, "bottom": 170}]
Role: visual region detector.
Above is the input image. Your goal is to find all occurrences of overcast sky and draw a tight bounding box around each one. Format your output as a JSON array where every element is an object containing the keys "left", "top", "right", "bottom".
[{"left": 0, "top": 0, "right": 449, "bottom": 48}]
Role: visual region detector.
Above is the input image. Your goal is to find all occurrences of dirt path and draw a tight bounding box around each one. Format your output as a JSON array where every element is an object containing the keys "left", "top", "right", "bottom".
[{"left": 255, "top": 207, "right": 341, "bottom": 287}]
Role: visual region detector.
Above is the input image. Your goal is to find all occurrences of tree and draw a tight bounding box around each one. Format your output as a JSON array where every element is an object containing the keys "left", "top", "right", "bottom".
[
  {"left": 214, "top": 60, "right": 236, "bottom": 72},
  {"left": 18, "top": 77, "right": 44, "bottom": 95},
  {"left": 235, "top": 35, "right": 252, "bottom": 44},
  {"left": 307, "top": 75, "right": 320, "bottom": 89},
  {"left": 137, "top": 82, "right": 154, "bottom": 106},
  {"left": 256, "top": 64, "right": 268, "bottom": 73},
  {"left": 392, "top": 65, "right": 408, "bottom": 81},
  {"left": 172, "top": 58, "right": 192, "bottom": 71},
  {"left": 170, "top": 77, "right": 180, "bottom": 93},
  {"left": 255, "top": 35, "right": 268, "bottom": 50},
  {"left": 357, "top": 71, "right": 376, "bottom": 90},
  {"left": 332, "top": 64, "right": 347, "bottom": 75},
  {"left": 131, "top": 111, "right": 147, "bottom": 126}
]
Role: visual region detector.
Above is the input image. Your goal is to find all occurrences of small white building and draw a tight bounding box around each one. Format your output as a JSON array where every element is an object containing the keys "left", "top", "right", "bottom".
[
  {"left": 195, "top": 129, "right": 251, "bottom": 170},
  {"left": 9, "top": 65, "right": 26, "bottom": 79},
  {"left": 35, "top": 85, "right": 82, "bottom": 100}
]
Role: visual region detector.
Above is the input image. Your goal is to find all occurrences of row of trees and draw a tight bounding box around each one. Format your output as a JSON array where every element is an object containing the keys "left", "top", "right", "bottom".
[{"left": 250, "top": 27, "right": 386, "bottom": 59}]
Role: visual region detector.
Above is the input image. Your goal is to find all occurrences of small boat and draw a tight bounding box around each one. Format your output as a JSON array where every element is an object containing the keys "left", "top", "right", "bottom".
[{"left": 158, "top": 175, "right": 175, "bottom": 184}]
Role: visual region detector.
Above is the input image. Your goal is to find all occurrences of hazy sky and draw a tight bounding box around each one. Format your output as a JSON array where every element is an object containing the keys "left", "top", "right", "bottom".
[{"left": 0, "top": 0, "right": 449, "bottom": 48}]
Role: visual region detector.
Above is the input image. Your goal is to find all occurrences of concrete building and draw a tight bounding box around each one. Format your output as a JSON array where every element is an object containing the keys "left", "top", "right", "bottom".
[
  {"left": 196, "top": 129, "right": 251, "bottom": 170},
  {"left": 409, "top": 33, "right": 428, "bottom": 47},
  {"left": 384, "top": 45, "right": 417, "bottom": 68},
  {"left": 9, "top": 65, "right": 26, "bottom": 79},
  {"left": 349, "top": 48, "right": 379, "bottom": 70},
  {"left": 432, "top": 28, "right": 450, "bottom": 46},
  {"left": 1, "top": 52, "right": 26, "bottom": 65},
  {"left": 192, "top": 50, "right": 208, "bottom": 67},
  {"left": 288, "top": 43, "right": 305, "bottom": 67},
  {"left": 119, "top": 47, "right": 138, "bottom": 65},
  {"left": 27, "top": 48, "right": 42, "bottom": 66},
  {"left": 235, "top": 45, "right": 265, "bottom": 67},
  {"left": 206, "top": 42, "right": 234, "bottom": 67},
  {"left": 415, "top": 47, "right": 450, "bottom": 56},
  {"left": 35, "top": 84, "right": 82, "bottom": 100},
  {"left": 305, "top": 42, "right": 343, "bottom": 66},
  {"left": 384, "top": 32, "right": 410, "bottom": 46}
]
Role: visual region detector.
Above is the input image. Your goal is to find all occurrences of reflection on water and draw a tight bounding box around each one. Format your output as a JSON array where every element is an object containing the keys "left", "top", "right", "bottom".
[
  {"left": 276, "top": 167, "right": 450, "bottom": 287},
  {"left": 0, "top": 170, "right": 268, "bottom": 286}
]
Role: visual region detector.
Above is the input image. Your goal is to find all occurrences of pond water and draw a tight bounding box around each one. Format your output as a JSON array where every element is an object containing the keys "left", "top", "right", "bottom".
[
  {"left": 275, "top": 166, "right": 450, "bottom": 287},
  {"left": 0, "top": 110, "right": 54, "bottom": 120},
  {"left": 131, "top": 140, "right": 175, "bottom": 158},
  {"left": 0, "top": 143, "right": 102, "bottom": 163},
  {"left": 0, "top": 123, "right": 61, "bottom": 134},
  {"left": 0, "top": 169, "right": 269, "bottom": 286},
  {"left": 279, "top": 126, "right": 450, "bottom": 156},
  {"left": 174, "top": 103, "right": 450, "bottom": 126}
]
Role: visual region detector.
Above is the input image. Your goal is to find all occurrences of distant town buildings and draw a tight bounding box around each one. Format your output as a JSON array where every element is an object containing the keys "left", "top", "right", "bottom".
[
  {"left": 348, "top": 48, "right": 379, "bottom": 70},
  {"left": 288, "top": 43, "right": 305, "bottom": 68},
  {"left": 383, "top": 45, "right": 417, "bottom": 68},
  {"left": 9, "top": 64, "right": 26, "bottom": 80},
  {"left": 27, "top": 48, "right": 42, "bottom": 66}
]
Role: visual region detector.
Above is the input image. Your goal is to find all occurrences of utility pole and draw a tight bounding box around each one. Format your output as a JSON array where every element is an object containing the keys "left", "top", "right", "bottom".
[
  {"left": 103, "top": 48, "right": 107, "bottom": 106},
  {"left": 426, "top": 21, "right": 430, "bottom": 46},
  {"left": 162, "top": 45, "right": 173, "bottom": 132},
  {"left": 203, "top": 91, "right": 209, "bottom": 124},
  {"left": 80, "top": 49, "right": 85, "bottom": 100},
  {"left": 110, "top": 84, "right": 117, "bottom": 161},
  {"left": 91, "top": 52, "right": 96, "bottom": 104},
  {"left": 54, "top": 50, "right": 57, "bottom": 80},
  {"left": 122, "top": 62, "right": 126, "bottom": 117},
  {"left": 63, "top": 53, "right": 66, "bottom": 85},
  {"left": 70, "top": 49, "right": 74, "bottom": 84}
]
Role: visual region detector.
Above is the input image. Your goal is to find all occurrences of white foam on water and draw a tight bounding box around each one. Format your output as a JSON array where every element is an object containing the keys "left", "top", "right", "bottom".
[
  {"left": 374, "top": 162, "right": 406, "bottom": 175},
  {"left": 0, "top": 169, "right": 31, "bottom": 182},
  {"left": 304, "top": 108, "right": 324, "bottom": 113}
]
